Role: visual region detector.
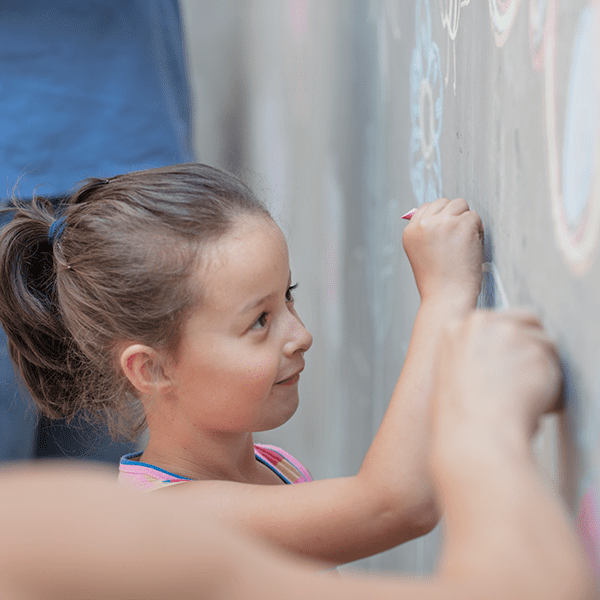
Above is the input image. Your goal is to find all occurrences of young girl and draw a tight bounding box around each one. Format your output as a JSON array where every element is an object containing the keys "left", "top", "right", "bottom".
[{"left": 0, "top": 163, "right": 483, "bottom": 565}]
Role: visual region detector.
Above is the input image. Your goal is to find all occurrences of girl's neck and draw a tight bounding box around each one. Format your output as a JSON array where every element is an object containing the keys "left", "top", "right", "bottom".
[{"left": 139, "top": 428, "right": 278, "bottom": 484}]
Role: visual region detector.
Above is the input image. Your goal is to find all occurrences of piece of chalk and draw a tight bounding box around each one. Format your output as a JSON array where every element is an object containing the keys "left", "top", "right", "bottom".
[{"left": 401, "top": 208, "right": 418, "bottom": 220}]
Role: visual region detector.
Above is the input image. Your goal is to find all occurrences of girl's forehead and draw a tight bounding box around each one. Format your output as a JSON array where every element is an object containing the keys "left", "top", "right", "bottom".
[
  {"left": 195, "top": 216, "right": 289, "bottom": 293},
  {"left": 214, "top": 216, "right": 287, "bottom": 256},
  {"left": 229, "top": 214, "right": 284, "bottom": 241}
]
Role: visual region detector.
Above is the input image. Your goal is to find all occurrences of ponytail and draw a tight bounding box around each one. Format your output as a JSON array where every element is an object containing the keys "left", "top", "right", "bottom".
[{"left": 0, "top": 198, "right": 83, "bottom": 422}]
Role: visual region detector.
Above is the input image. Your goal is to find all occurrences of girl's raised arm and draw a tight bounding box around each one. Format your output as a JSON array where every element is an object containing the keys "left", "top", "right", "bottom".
[{"left": 161, "top": 198, "right": 485, "bottom": 564}]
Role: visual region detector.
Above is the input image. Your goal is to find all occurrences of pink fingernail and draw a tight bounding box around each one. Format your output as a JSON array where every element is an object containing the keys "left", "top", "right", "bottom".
[{"left": 401, "top": 208, "right": 418, "bottom": 220}]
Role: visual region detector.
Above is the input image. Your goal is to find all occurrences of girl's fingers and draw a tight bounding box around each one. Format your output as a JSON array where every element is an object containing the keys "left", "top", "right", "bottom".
[
  {"left": 411, "top": 197, "right": 451, "bottom": 220},
  {"left": 444, "top": 197, "right": 470, "bottom": 215},
  {"left": 413, "top": 198, "right": 471, "bottom": 221},
  {"left": 461, "top": 210, "right": 484, "bottom": 240},
  {"left": 427, "top": 197, "right": 452, "bottom": 215}
]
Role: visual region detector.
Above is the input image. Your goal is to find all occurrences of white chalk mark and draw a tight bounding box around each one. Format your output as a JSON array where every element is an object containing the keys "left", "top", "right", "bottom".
[
  {"left": 441, "top": 0, "right": 471, "bottom": 41},
  {"left": 439, "top": 0, "right": 471, "bottom": 94},
  {"left": 488, "top": 0, "right": 523, "bottom": 46},
  {"left": 419, "top": 79, "right": 435, "bottom": 162}
]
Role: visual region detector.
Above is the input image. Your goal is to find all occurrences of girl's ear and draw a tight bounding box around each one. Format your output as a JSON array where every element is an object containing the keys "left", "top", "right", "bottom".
[{"left": 120, "top": 344, "right": 171, "bottom": 395}]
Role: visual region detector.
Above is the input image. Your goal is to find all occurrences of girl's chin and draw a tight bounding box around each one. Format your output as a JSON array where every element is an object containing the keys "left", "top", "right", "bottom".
[{"left": 255, "top": 398, "right": 300, "bottom": 432}]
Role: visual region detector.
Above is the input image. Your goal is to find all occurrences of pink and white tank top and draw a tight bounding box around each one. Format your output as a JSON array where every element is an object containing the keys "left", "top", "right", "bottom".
[{"left": 118, "top": 443, "right": 312, "bottom": 492}]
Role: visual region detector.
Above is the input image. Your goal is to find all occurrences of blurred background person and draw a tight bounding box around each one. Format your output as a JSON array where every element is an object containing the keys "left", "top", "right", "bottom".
[{"left": 0, "top": 0, "right": 193, "bottom": 463}]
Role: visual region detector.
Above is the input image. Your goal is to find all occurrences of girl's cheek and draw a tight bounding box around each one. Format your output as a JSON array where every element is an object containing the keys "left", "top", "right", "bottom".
[{"left": 240, "top": 356, "right": 278, "bottom": 382}]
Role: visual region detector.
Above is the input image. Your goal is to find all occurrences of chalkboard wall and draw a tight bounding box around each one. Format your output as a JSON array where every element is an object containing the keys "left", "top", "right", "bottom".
[{"left": 181, "top": 0, "right": 600, "bottom": 576}]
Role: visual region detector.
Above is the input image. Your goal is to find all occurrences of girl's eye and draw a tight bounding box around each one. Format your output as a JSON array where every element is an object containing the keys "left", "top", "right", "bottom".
[
  {"left": 251, "top": 312, "right": 268, "bottom": 330},
  {"left": 286, "top": 283, "right": 298, "bottom": 303}
]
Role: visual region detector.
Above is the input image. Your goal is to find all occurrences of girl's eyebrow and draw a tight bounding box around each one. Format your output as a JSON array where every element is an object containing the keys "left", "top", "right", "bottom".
[
  {"left": 239, "top": 271, "right": 292, "bottom": 314},
  {"left": 241, "top": 292, "right": 277, "bottom": 314}
]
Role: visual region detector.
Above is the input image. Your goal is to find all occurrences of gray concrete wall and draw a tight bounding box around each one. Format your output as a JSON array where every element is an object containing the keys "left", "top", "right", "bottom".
[{"left": 180, "top": 0, "right": 600, "bottom": 577}]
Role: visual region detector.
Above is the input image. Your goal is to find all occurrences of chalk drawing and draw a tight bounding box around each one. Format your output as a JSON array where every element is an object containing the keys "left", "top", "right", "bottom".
[
  {"left": 545, "top": 1, "right": 600, "bottom": 273},
  {"left": 410, "top": 0, "right": 444, "bottom": 206},
  {"left": 439, "top": 0, "right": 471, "bottom": 94},
  {"left": 477, "top": 262, "right": 509, "bottom": 309},
  {"left": 529, "top": 0, "right": 547, "bottom": 69},
  {"left": 491, "top": 0, "right": 545, "bottom": 67},
  {"left": 488, "top": 0, "right": 523, "bottom": 46}
]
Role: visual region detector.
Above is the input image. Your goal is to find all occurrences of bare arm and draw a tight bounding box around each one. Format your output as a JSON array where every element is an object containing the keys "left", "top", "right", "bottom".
[
  {"left": 429, "top": 310, "right": 595, "bottom": 599},
  {"left": 0, "top": 466, "right": 481, "bottom": 600},
  {"left": 359, "top": 197, "right": 484, "bottom": 532}
]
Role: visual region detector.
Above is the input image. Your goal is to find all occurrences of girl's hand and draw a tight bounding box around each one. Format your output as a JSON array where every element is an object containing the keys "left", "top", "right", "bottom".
[{"left": 402, "top": 198, "right": 484, "bottom": 306}]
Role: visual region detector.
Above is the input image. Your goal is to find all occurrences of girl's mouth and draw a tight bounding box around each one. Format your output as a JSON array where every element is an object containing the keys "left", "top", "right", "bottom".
[{"left": 276, "top": 373, "right": 300, "bottom": 386}]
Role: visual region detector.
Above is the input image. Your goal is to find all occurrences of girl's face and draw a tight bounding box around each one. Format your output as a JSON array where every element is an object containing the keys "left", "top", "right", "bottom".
[{"left": 163, "top": 216, "right": 313, "bottom": 434}]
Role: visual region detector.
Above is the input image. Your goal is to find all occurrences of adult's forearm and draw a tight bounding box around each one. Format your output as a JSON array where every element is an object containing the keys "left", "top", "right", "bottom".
[{"left": 431, "top": 423, "right": 595, "bottom": 600}]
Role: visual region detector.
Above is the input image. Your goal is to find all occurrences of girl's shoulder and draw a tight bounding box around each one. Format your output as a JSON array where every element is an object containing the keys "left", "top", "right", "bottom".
[{"left": 254, "top": 443, "right": 313, "bottom": 484}]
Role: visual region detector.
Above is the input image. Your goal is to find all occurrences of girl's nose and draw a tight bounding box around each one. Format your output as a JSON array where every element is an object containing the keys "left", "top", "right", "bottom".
[{"left": 284, "top": 312, "right": 313, "bottom": 356}]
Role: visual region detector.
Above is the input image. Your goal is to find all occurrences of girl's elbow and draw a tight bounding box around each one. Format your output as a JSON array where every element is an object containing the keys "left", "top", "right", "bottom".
[
  {"left": 410, "top": 495, "right": 441, "bottom": 536},
  {"left": 377, "top": 493, "right": 441, "bottom": 542}
]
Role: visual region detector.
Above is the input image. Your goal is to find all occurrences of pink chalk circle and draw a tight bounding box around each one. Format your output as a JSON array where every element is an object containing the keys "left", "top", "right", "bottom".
[{"left": 546, "top": 0, "right": 600, "bottom": 273}]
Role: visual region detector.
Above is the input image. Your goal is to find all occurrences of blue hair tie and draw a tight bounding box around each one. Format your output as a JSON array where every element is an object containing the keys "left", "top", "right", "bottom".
[{"left": 48, "top": 216, "right": 67, "bottom": 245}]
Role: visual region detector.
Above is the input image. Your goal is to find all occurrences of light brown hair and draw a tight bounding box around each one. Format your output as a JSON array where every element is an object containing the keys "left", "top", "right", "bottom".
[{"left": 0, "top": 164, "right": 271, "bottom": 440}]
